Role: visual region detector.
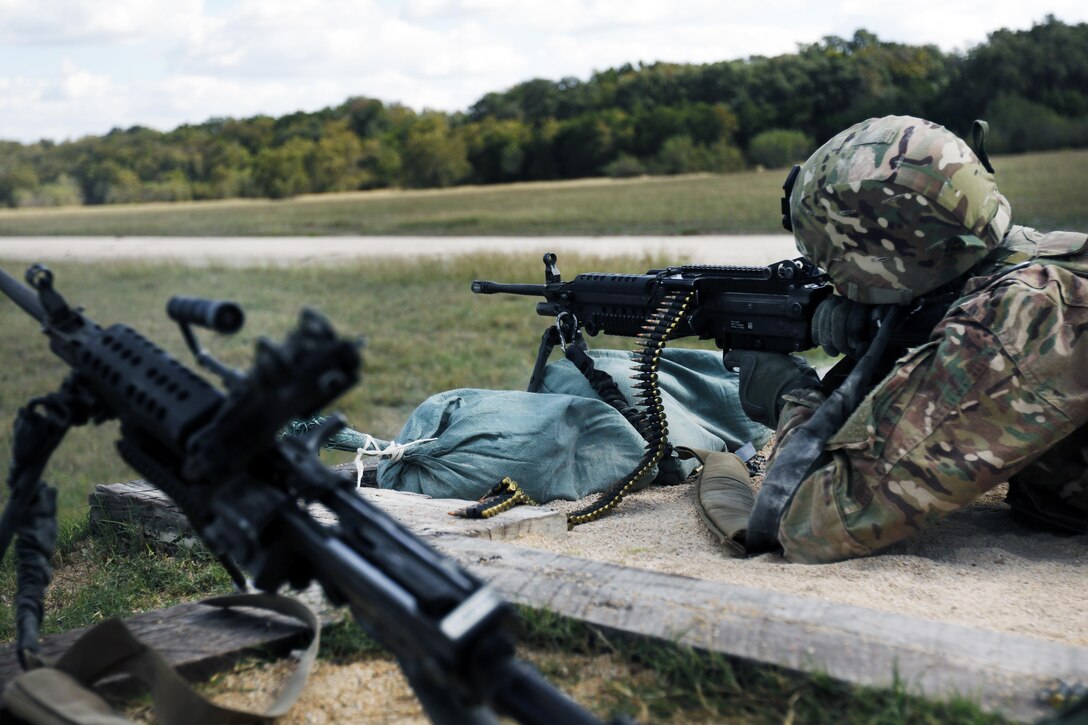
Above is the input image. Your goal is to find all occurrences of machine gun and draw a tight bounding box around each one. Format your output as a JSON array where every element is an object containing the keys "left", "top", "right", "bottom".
[
  {"left": 472, "top": 254, "right": 957, "bottom": 526},
  {"left": 0, "top": 264, "right": 607, "bottom": 725},
  {"left": 472, "top": 253, "right": 957, "bottom": 392}
]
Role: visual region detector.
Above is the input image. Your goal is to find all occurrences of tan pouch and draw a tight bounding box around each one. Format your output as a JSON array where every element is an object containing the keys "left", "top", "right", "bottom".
[
  {"left": 3, "top": 668, "right": 129, "bottom": 725},
  {"left": 677, "top": 447, "right": 753, "bottom": 556}
]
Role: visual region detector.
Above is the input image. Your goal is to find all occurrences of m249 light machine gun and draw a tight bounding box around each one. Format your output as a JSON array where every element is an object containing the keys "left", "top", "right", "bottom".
[
  {"left": 472, "top": 253, "right": 959, "bottom": 391},
  {"left": 471, "top": 254, "right": 957, "bottom": 525},
  {"left": 0, "top": 264, "right": 611, "bottom": 725},
  {"left": 474, "top": 254, "right": 833, "bottom": 387}
]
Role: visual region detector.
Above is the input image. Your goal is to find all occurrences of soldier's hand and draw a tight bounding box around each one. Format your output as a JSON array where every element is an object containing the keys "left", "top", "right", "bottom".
[
  {"left": 811, "top": 295, "right": 876, "bottom": 358},
  {"left": 723, "top": 349, "right": 820, "bottom": 429}
]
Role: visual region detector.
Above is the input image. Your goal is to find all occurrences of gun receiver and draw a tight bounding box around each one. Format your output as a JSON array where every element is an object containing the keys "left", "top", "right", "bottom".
[
  {"left": 473, "top": 252, "right": 960, "bottom": 401},
  {"left": 0, "top": 264, "right": 607, "bottom": 725},
  {"left": 473, "top": 253, "right": 833, "bottom": 354}
]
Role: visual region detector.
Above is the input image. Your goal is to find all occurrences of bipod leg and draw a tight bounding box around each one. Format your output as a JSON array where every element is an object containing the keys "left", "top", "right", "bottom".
[
  {"left": 0, "top": 378, "right": 96, "bottom": 667},
  {"left": 527, "top": 326, "right": 561, "bottom": 393}
]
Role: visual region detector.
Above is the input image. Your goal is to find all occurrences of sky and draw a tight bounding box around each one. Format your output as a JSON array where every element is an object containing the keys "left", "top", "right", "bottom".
[{"left": 0, "top": 1, "right": 1085, "bottom": 144}]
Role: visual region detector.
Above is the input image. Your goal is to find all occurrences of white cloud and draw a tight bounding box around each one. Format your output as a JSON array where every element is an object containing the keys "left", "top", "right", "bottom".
[
  {"left": 0, "top": 0, "right": 203, "bottom": 44},
  {"left": 0, "top": 0, "right": 1086, "bottom": 142}
]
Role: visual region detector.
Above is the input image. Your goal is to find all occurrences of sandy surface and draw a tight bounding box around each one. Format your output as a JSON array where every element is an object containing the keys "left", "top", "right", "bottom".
[
  {"left": 121, "top": 479, "right": 1086, "bottom": 723},
  {"left": 0, "top": 235, "right": 798, "bottom": 267},
  {"left": 526, "top": 480, "right": 1088, "bottom": 647}
]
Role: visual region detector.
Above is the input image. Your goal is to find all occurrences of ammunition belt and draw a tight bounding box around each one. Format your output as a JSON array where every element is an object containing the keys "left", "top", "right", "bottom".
[
  {"left": 566, "top": 290, "right": 694, "bottom": 527},
  {"left": 454, "top": 477, "right": 538, "bottom": 519}
]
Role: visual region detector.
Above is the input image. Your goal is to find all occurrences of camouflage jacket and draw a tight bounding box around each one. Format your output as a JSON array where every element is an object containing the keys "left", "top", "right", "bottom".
[{"left": 773, "top": 225, "right": 1088, "bottom": 563}]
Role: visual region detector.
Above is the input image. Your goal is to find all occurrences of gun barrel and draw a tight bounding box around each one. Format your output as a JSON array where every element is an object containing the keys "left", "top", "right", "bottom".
[
  {"left": 0, "top": 266, "right": 46, "bottom": 324},
  {"left": 471, "top": 280, "right": 547, "bottom": 296},
  {"left": 167, "top": 296, "right": 245, "bottom": 334}
]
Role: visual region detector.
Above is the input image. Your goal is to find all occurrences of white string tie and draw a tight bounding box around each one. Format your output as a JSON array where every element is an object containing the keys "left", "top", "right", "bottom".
[{"left": 354, "top": 435, "right": 437, "bottom": 487}]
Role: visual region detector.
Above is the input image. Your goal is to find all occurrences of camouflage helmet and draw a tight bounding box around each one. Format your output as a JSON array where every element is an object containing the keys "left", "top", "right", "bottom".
[{"left": 787, "top": 115, "right": 1012, "bottom": 304}]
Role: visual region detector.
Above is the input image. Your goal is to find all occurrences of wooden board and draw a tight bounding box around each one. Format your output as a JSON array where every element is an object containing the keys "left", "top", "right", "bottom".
[
  {"left": 431, "top": 535, "right": 1088, "bottom": 723},
  {"left": 88, "top": 475, "right": 567, "bottom": 545},
  {"left": 0, "top": 597, "right": 327, "bottom": 693}
]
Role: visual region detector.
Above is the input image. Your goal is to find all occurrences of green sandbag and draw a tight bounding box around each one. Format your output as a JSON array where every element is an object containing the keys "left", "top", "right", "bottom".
[
  {"left": 376, "top": 388, "right": 649, "bottom": 501},
  {"left": 538, "top": 348, "right": 771, "bottom": 478}
]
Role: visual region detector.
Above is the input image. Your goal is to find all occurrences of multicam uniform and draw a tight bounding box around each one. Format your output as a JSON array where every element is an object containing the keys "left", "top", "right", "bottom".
[
  {"left": 775, "top": 227, "right": 1088, "bottom": 563},
  {"left": 771, "top": 115, "right": 1088, "bottom": 564}
]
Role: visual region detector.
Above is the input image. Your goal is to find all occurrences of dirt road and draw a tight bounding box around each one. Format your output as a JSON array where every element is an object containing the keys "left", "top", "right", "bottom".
[{"left": 0, "top": 235, "right": 798, "bottom": 266}]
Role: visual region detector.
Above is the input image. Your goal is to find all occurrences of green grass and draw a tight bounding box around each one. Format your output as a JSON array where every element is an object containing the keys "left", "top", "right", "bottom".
[
  {"left": 0, "top": 173, "right": 780, "bottom": 236},
  {"left": 0, "top": 518, "right": 233, "bottom": 642},
  {"left": 516, "top": 607, "right": 1010, "bottom": 724},
  {"left": 0, "top": 148, "right": 1084, "bottom": 235}
]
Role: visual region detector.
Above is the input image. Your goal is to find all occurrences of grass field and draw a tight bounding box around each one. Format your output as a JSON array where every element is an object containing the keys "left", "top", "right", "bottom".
[{"left": 0, "top": 149, "right": 1085, "bottom": 236}]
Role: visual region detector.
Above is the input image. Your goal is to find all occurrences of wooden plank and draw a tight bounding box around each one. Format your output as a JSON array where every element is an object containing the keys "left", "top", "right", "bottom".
[
  {"left": 431, "top": 535, "right": 1088, "bottom": 723},
  {"left": 88, "top": 474, "right": 567, "bottom": 544},
  {"left": 0, "top": 597, "right": 330, "bottom": 690}
]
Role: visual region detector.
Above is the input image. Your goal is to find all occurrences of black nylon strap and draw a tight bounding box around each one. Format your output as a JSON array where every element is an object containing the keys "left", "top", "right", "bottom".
[
  {"left": 971, "top": 119, "right": 995, "bottom": 174},
  {"left": 746, "top": 305, "right": 903, "bottom": 553},
  {"left": 562, "top": 337, "right": 642, "bottom": 428},
  {"left": 10, "top": 593, "right": 322, "bottom": 725}
]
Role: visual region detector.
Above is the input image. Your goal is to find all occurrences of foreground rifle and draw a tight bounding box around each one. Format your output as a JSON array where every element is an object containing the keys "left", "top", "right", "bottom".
[{"left": 0, "top": 264, "right": 608, "bottom": 724}]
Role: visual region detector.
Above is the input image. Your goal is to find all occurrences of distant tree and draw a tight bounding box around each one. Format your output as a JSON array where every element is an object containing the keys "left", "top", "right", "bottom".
[
  {"left": 342, "top": 97, "right": 388, "bottom": 138},
  {"left": 197, "top": 140, "right": 253, "bottom": 199},
  {"left": 462, "top": 117, "right": 532, "bottom": 183},
  {"left": 939, "top": 16, "right": 1088, "bottom": 134},
  {"left": 358, "top": 138, "right": 401, "bottom": 189},
  {"left": 12, "top": 173, "right": 82, "bottom": 207},
  {"left": 747, "top": 129, "right": 814, "bottom": 168},
  {"left": 553, "top": 110, "right": 631, "bottom": 178},
  {"left": 647, "top": 135, "right": 743, "bottom": 174},
  {"left": 307, "top": 121, "right": 365, "bottom": 192},
  {"left": 399, "top": 114, "right": 470, "bottom": 188},
  {"left": 982, "top": 94, "right": 1088, "bottom": 153},
  {"left": 222, "top": 116, "right": 276, "bottom": 155},
  {"left": 0, "top": 163, "right": 39, "bottom": 207},
  {"left": 138, "top": 170, "right": 193, "bottom": 202},
  {"left": 102, "top": 166, "right": 142, "bottom": 204},
  {"left": 252, "top": 138, "right": 314, "bottom": 198},
  {"left": 603, "top": 153, "right": 647, "bottom": 178}
]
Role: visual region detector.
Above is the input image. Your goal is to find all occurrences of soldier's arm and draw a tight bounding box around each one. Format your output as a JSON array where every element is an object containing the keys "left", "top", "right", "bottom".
[{"left": 770, "top": 264, "right": 1088, "bottom": 563}]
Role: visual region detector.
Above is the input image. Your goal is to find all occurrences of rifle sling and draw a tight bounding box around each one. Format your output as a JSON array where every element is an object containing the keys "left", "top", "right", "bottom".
[
  {"left": 2, "top": 592, "right": 320, "bottom": 725},
  {"left": 746, "top": 305, "right": 903, "bottom": 553},
  {"left": 562, "top": 337, "right": 641, "bottom": 426}
]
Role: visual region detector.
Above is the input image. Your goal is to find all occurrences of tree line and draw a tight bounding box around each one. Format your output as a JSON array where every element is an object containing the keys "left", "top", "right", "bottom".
[{"left": 1, "top": 16, "right": 1086, "bottom": 208}]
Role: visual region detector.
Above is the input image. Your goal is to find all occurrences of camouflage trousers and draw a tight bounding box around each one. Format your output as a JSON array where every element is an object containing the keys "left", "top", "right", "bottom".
[{"left": 774, "top": 263, "right": 1088, "bottom": 563}]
